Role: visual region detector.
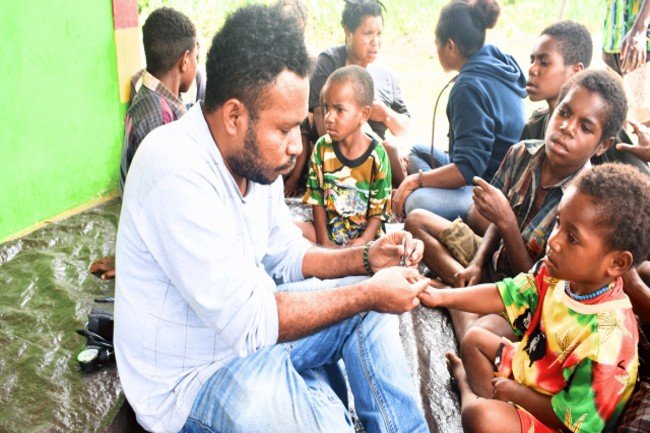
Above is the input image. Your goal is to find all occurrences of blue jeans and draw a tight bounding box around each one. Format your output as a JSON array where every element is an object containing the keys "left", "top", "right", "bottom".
[
  {"left": 180, "top": 276, "right": 428, "bottom": 433},
  {"left": 405, "top": 143, "right": 473, "bottom": 221}
]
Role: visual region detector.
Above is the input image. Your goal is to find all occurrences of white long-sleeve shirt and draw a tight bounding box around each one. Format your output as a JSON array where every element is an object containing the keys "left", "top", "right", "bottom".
[{"left": 114, "top": 104, "right": 311, "bottom": 433}]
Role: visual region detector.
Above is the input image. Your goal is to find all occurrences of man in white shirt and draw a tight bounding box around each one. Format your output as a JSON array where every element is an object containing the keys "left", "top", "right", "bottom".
[{"left": 115, "top": 4, "right": 430, "bottom": 433}]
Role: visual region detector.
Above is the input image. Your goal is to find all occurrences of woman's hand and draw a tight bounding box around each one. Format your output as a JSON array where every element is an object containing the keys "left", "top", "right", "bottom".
[{"left": 392, "top": 175, "right": 418, "bottom": 220}]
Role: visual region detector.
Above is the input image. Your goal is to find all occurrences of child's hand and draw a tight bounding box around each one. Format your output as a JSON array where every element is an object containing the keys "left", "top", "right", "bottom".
[
  {"left": 418, "top": 286, "right": 443, "bottom": 308},
  {"left": 472, "top": 177, "right": 516, "bottom": 230},
  {"left": 454, "top": 263, "right": 482, "bottom": 287},
  {"left": 365, "top": 267, "right": 430, "bottom": 313},
  {"left": 491, "top": 377, "right": 522, "bottom": 403}
]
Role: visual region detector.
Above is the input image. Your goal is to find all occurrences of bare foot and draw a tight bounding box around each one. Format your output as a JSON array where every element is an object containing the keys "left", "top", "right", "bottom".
[{"left": 445, "top": 351, "right": 475, "bottom": 400}]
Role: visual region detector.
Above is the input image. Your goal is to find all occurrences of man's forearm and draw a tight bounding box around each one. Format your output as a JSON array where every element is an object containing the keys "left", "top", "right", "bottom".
[
  {"left": 302, "top": 245, "right": 366, "bottom": 278},
  {"left": 275, "top": 280, "right": 371, "bottom": 341},
  {"left": 498, "top": 217, "right": 534, "bottom": 274}
]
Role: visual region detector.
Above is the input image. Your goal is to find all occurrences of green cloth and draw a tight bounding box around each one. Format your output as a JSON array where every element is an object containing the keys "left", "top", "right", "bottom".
[{"left": 603, "top": 0, "right": 650, "bottom": 53}]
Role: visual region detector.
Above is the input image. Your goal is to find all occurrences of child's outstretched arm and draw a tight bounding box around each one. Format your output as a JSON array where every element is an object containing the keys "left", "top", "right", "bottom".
[
  {"left": 418, "top": 283, "right": 504, "bottom": 314},
  {"left": 347, "top": 216, "right": 383, "bottom": 247},
  {"left": 491, "top": 378, "right": 565, "bottom": 430},
  {"left": 312, "top": 205, "right": 338, "bottom": 248}
]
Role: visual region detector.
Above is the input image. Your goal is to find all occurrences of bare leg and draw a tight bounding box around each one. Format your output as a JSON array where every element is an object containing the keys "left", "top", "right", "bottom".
[
  {"left": 446, "top": 352, "right": 521, "bottom": 433},
  {"left": 404, "top": 209, "right": 463, "bottom": 283},
  {"left": 459, "top": 326, "right": 504, "bottom": 397}
]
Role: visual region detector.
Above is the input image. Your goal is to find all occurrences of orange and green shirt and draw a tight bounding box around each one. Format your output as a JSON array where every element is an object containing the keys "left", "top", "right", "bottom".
[{"left": 497, "top": 264, "right": 639, "bottom": 433}]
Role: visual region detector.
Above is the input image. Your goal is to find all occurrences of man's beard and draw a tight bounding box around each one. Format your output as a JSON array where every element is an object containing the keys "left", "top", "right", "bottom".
[{"left": 227, "top": 120, "right": 296, "bottom": 185}]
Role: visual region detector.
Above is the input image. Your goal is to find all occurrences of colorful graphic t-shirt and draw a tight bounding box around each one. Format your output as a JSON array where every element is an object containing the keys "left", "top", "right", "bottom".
[
  {"left": 496, "top": 264, "right": 639, "bottom": 433},
  {"left": 303, "top": 134, "right": 392, "bottom": 245}
]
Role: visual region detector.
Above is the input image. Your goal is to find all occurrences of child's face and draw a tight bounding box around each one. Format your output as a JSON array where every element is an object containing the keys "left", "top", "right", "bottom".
[
  {"left": 544, "top": 85, "right": 610, "bottom": 171},
  {"left": 526, "top": 35, "right": 577, "bottom": 103},
  {"left": 321, "top": 80, "right": 370, "bottom": 143},
  {"left": 544, "top": 188, "right": 618, "bottom": 292}
]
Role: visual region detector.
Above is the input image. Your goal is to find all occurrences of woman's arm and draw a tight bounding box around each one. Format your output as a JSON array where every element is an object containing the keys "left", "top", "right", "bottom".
[{"left": 370, "top": 100, "right": 410, "bottom": 136}]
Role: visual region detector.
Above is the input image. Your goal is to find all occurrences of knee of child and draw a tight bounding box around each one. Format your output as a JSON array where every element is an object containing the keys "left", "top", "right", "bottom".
[
  {"left": 404, "top": 209, "right": 430, "bottom": 233},
  {"left": 461, "top": 398, "right": 497, "bottom": 433},
  {"left": 459, "top": 326, "right": 491, "bottom": 359}
]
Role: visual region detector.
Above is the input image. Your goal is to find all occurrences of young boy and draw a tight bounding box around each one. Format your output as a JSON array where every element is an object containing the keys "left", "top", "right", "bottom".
[
  {"left": 420, "top": 163, "right": 650, "bottom": 433},
  {"left": 303, "top": 65, "right": 392, "bottom": 247},
  {"left": 405, "top": 70, "right": 628, "bottom": 337},
  {"left": 522, "top": 20, "right": 649, "bottom": 172},
  {"left": 90, "top": 7, "right": 198, "bottom": 279}
]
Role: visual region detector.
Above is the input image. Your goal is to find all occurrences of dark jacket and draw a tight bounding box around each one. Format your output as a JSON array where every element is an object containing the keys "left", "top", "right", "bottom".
[{"left": 448, "top": 44, "right": 527, "bottom": 183}]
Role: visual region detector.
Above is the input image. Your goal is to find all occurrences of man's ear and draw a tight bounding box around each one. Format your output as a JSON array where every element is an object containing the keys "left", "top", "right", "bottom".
[
  {"left": 594, "top": 137, "right": 615, "bottom": 157},
  {"left": 221, "top": 98, "right": 247, "bottom": 137},
  {"left": 607, "top": 250, "right": 634, "bottom": 278}
]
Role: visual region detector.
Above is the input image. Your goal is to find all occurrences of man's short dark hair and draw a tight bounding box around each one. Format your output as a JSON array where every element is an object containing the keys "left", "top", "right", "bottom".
[
  {"left": 142, "top": 7, "right": 196, "bottom": 76},
  {"left": 541, "top": 21, "right": 593, "bottom": 68},
  {"left": 557, "top": 70, "right": 627, "bottom": 141},
  {"left": 204, "top": 4, "right": 310, "bottom": 116},
  {"left": 341, "top": 0, "right": 385, "bottom": 32},
  {"left": 576, "top": 163, "right": 650, "bottom": 265},
  {"left": 326, "top": 65, "right": 374, "bottom": 107}
]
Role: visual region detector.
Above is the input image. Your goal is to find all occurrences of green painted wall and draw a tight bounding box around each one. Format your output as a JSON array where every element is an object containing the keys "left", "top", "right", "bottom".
[{"left": 0, "top": 0, "right": 126, "bottom": 241}]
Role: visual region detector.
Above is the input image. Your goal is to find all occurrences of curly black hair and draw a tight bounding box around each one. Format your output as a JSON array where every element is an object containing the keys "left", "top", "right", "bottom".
[
  {"left": 325, "top": 65, "right": 375, "bottom": 107},
  {"left": 541, "top": 21, "right": 593, "bottom": 68},
  {"left": 576, "top": 163, "right": 650, "bottom": 265},
  {"left": 142, "top": 7, "right": 196, "bottom": 76},
  {"left": 435, "top": 0, "right": 500, "bottom": 58},
  {"left": 204, "top": 4, "right": 310, "bottom": 115},
  {"left": 557, "top": 69, "right": 627, "bottom": 141},
  {"left": 341, "top": 0, "right": 386, "bottom": 32}
]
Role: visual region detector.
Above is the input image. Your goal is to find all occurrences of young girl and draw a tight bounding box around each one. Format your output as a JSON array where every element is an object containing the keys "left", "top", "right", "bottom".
[{"left": 393, "top": 0, "right": 526, "bottom": 221}]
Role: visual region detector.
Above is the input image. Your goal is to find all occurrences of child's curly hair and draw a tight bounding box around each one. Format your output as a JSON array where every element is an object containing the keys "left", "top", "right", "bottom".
[{"left": 576, "top": 163, "right": 650, "bottom": 265}]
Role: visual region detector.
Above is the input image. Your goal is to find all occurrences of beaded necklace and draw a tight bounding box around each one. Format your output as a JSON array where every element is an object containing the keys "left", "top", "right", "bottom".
[{"left": 564, "top": 281, "right": 612, "bottom": 301}]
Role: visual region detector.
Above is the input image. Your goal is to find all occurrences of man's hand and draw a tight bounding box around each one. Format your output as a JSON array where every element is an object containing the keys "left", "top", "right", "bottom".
[
  {"left": 617, "top": 120, "right": 650, "bottom": 163},
  {"left": 368, "top": 230, "right": 424, "bottom": 271},
  {"left": 472, "top": 177, "right": 516, "bottom": 230},
  {"left": 392, "top": 175, "right": 418, "bottom": 220},
  {"left": 89, "top": 256, "right": 115, "bottom": 280},
  {"left": 620, "top": 27, "right": 648, "bottom": 74},
  {"left": 454, "top": 263, "right": 482, "bottom": 288},
  {"left": 364, "top": 267, "right": 430, "bottom": 313}
]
